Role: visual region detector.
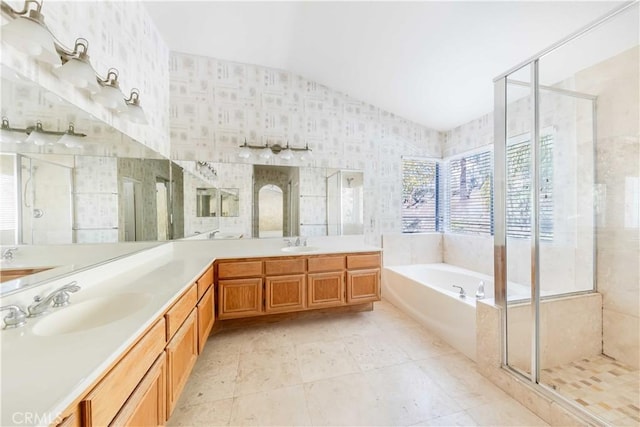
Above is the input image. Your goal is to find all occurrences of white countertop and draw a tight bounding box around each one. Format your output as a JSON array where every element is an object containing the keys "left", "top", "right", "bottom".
[{"left": 0, "top": 237, "right": 380, "bottom": 426}]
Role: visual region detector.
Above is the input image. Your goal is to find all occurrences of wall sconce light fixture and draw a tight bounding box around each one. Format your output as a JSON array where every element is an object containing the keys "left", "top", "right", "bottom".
[{"left": 237, "top": 139, "right": 312, "bottom": 161}]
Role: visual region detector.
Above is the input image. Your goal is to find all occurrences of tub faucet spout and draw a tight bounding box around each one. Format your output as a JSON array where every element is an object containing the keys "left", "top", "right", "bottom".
[{"left": 452, "top": 285, "right": 466, "bottom": 298}]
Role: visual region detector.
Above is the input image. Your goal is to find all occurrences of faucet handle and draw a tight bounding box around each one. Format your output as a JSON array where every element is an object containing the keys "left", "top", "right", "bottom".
[
  {"left": 0, "top": 305, "right": 27, "bottom": 329},
  {"left": 52, "top": 281, "right": 80, "bottom": 308}
]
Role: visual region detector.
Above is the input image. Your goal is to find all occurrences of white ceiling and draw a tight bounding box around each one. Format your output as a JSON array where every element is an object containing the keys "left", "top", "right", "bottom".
[{"left": 145, "top": 1, "right": 631, "bottom": 131}]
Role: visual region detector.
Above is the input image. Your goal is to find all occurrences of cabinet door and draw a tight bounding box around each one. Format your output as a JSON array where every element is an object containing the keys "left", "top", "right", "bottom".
[
  {"left": 110, "top": 353, "right": 166, "bottom": 427},
  {"left": 346, "top": 269, "right": 381, "bottom": 303},
  {"left": 166, "top": 310, "right": 198, "bottom": 418},
  {"left": 308, "top": 272, "right": 345, "bottom": 308},
  {"left": 197, "top": 285, "right": 215, "bottom": 354},
  {"left": 218, "top": 278, "right": 263, "bottom": 319},
  {"left": 265, "top": 274, "right": 306, "bottom": 313}
]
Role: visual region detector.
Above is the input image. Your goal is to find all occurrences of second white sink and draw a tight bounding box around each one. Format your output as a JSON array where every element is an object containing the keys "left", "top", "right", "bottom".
[{"left": 32, "top": 292, "right": 152, "bottom": 336}]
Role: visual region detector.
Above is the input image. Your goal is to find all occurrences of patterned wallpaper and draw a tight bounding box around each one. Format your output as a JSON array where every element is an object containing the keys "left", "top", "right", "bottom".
[{"left": 169, "top": 52, "right": 443, "bottom": 243}]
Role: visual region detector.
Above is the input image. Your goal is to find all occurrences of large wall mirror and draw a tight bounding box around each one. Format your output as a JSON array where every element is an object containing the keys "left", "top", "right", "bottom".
[
  {"left": 177, "top": 162, "right": 364, "bottom": 240},
  {"left": 0, "top": 64, "right": 176, "bottom": 293}
]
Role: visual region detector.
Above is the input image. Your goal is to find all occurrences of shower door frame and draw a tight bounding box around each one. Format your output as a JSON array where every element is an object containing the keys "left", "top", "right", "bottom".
[{"left": 492, "top": 0, "right": 636, "bottom": 423}]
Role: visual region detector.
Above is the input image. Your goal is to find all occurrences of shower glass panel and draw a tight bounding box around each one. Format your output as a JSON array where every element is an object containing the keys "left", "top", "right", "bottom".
[
  {"left": 504, "top": 63, "right": 534, "bottom": 379},
  {"left": 497, "top": 3, "right": 639, "bottom": 425}
]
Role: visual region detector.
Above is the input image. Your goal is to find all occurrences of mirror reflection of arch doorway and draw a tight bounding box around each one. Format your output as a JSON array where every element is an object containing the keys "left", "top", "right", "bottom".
[{"left": 258, "top": 184, "right": 284, "bottom": 238}]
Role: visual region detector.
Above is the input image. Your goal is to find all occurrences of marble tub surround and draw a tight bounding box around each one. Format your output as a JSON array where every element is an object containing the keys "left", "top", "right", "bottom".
[
  {"left": 381, "top": 233, "right": 442, "bottom": 266},
  {"left": 0, "top": 236, "right": 380, "bottom": 426},
  {"left": 168, "top": 299, "right": 547, "bottom": 427}
]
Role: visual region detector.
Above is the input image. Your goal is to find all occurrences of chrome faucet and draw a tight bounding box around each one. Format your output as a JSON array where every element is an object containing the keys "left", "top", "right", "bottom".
[
  {"left": 208, "top": 230, "right": 219, "bottom": 239},
  {"left": 452, "top": 285, "right": 466, "bottom": 298},
  {"left": 27, "top": 281, "right": 81, "bottom": 317},
  {"left": 1, "top": 247, "right": 18, "bottom": 260},
  {"left": 0, "top": 305, "right": 27, "bottom": 328},
  {"left": 295, "top": 237, "right": 301, "bottom": 246}
]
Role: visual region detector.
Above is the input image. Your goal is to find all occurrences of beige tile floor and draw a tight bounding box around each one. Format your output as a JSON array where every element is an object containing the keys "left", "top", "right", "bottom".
[
  {"left": 541, "top": 355, "right": 640, "bottom": 426},
  {"left": 168, "top": 300, "right": 548, "bottom": 426}
]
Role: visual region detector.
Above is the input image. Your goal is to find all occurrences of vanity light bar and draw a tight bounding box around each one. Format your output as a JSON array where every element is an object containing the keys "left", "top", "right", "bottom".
[
  {"left": 0, "top": 117, "right": 86, "bottom": 147},
  {"left": 1, "top": 0, "right": 147, "bottom": 124},
  {"left": 237, "top": 139, "right": 313, "bottom": 160}
]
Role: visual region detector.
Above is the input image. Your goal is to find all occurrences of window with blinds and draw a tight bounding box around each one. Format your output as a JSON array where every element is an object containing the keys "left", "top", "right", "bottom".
[
  {"left": 506, "top": 134, "right": 554, "bottom": 239},
  {"left": 446, "top": 150, "right": 493, "bottom": 234},
  {"left": 402, "top": 158, "right": 439, "bottom": 233}
]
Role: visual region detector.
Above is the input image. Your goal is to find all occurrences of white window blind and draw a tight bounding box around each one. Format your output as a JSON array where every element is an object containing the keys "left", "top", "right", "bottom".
[
  {"left": 402, "top": 158, "right": 439, "bottom": 233},
  {"left": 506, "top": 134, "right": 554, "bottom": 239},
  {"left": 446, "top": 150, "right": 493, "bottom": 234}
]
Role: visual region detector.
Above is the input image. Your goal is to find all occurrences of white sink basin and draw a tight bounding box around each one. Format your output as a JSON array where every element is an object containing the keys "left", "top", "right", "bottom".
[
  {"left": 32, "top": 292, "right": 152, "bottom": 336},
  {"left": 280, "top": 246, "right": 320, "bottom": 253}
]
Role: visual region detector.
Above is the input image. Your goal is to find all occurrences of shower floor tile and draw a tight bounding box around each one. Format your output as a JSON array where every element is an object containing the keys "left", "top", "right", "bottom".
[{"left": 541, "top": 355, "right": 640, "bottom": 426}]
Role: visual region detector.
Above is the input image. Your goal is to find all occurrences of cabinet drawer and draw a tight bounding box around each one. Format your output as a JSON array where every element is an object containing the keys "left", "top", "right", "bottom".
[
  {"left": 196, "top": 264, "right": 214, "bottom": 300},
  {"left": 165, "top": 284, "right": 197, "bottom": 341},
  {"left": 218, "top": 261, "right": 262, "bottom": 279},
  {"left": 264, "top": 258, "right": 306, "bottom": 275},
  {"left": 80, "top": 318, "right": 166, "bottom": 427},
  {"left": 346, "top": 253, "right": 380, "bottom": 270},
  {"left": 110, "top": 352, "right": 166, "bottom": 427},
  {"left": 308, "top": 255, "right": 345, "bottom": 273}
]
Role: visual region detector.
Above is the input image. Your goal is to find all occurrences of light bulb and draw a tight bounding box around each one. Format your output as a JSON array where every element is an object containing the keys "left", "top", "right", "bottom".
[
  {"left": 260, "top": 146, "right": 272, "bottom": 160},
  {"left": 280, "top": 147, "right": 293, "bottom": 161}
]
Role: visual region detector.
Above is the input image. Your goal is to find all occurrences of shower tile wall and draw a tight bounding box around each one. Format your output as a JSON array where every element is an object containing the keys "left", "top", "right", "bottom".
[
  {"left": 575, "top": 47, "right": 639, "bottom": 369},
  {"left": 1, "top": 1, "right": 171, "bottom": 157},
  {"left": 169, "top": 52, "right": 443, "bottom": 244}
]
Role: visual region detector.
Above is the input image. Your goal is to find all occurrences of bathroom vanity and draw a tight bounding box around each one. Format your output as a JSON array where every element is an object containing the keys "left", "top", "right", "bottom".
[{"left": 0, "top": 237, "right": 380, "bottom": 427}]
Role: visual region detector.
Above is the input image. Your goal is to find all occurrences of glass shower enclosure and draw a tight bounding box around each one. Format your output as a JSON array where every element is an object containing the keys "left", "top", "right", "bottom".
[{"left": 493, "top": 2, "right": 639, "bottom": 425}]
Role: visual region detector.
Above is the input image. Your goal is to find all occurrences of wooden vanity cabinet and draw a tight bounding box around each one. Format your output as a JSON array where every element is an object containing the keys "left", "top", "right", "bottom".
[{"left": 166, "top": 310, "right": 198, "bottom": 418}]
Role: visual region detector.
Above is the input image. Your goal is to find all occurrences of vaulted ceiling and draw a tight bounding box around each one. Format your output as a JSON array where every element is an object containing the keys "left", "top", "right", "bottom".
[{"left": 145, "top": 1, "right": 630, "bottom": 131}]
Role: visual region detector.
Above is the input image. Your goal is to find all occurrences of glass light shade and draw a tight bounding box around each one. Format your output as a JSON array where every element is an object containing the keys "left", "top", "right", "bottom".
[
  {"left": 259, "top": 146, "right": 273, "bottom": 160},
  {"left": 58, "top": 133, "right": 83, "bottom": 148},
  {"left": 237, "top": 145, "right": 251, "bottom": 159},
  {"left": 123, "top": 103, "right": 148, "bottom": 124},
  {"left": 92, "top": 85, "right": 126, "bottom": 112},
  {"left": 0, "top": 129, "right": 25, "bottom": 144},
  {"left": 54, "top": 58, "right": 100, "bottom": 93},
  {"left": 300, "top": 148, "right": 313, "bottom": 160},
  {"left": 26, "top": 130, "right": 58, "bottom": 146},
  {"left": 280, "top": 147, "right": 293, "bottom": 161},
  {"left": 2, "top": 17, "right": 60, "bottom": 66}
]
